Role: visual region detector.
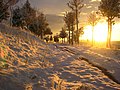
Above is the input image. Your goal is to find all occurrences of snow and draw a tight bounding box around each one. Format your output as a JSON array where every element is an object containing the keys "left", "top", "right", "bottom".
[
  {"left": 55, "top": 44, "right": 120, "bottom": 83},
  {"left": 0, "top": 24, "right": 120, "bottom": 90}
]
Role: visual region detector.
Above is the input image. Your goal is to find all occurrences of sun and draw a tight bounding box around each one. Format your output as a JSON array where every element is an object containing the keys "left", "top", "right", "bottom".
[
  {"left": 94, "top": 23, "right": 108, "bottom": 42},
  {"left": 82, "top": 23, "right": 108, "bottom": 42}
]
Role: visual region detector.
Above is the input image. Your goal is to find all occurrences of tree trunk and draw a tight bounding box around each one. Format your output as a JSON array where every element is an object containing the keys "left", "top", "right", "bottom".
[
  {"left": 92, "top": 26, "right": 94, "bottom": 46},
  {"left": 71, "top": 24, "right": 74, "bottom": 45},
  {"left": 109, "top": 20, "right": 112, "bottom": 48},
  {"left": 41, "top": 29, "right": 44, "bottom": 39},
  {"left": 68, "top": 26, "right": 71, "bottom": 44},
  {"left": 64, "top": 38, "right": 65, "bottom": 43},
  {"left": 62, "top": 38, "right": 63, "bottom": 43},
  {"left": 107, "top": 18, "right": 112, "bottom": 48},
  {"left": 76, "top": 9, "right": 79, "bottom": 45},
  {"left": 107, "top": 19, "right": 110, "bottom": 48},
  {"left": 10, "top": 6, "right": 13, "bottom": 26}
]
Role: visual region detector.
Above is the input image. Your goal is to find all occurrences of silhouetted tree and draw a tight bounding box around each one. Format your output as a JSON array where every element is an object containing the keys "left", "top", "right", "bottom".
[
  {"left": 59, "top": 28, "right": 68, "bottom": 43},
  {"left": 54, "top": 35, "right": 59, "bottom": 43},
  {"left": 88, "top": 11, "right": 99, "bottom": 46},
  {"left": 99, "top": 0, "right": 120, "bottom": 48},
  {"left": 12, "top": 0, "right": 36, "bottom": 29},
  {"left": 50, "top": 35, "right": 53, "bottom": 41},
  {"left": 78, "top": 27, "right": 84, "bottom": 41},
  {"left": 64, "top": 12, "right": 75, "bottom": 45},
  {"left": 21, "top": 0, "right": 36, "bottom": 28},
  {"left": 29, "top": 21, "right": 37, "bottom": 34},
  {"left": 9, "top": 0, "right": 20, "bottom": 5},
  {"left": 36, "top": 13, "right": 48, "bottom": 39},
  {"left": 67, "top": 0, "right": 84, "bottom": 44},
  {"left": 44, "top": 36, "right": 49, "bottom": 43},
  {"left": 44, "top": 27, "right": 53, "bottom": 36},
  {"left": 0, "top": 0, "right": 9, "bottom": 22},
  {"left": 12, "top": 7, "right": 23, "bottom": 27},
  {"left": 29, "top": 12, "right": 49, "bottom": 39},
  {"left": 74, "top": 27, "right": 84, "bottom": 43},
  {"left": 64, "top": 12, "right": 71, "bottom": 44}
]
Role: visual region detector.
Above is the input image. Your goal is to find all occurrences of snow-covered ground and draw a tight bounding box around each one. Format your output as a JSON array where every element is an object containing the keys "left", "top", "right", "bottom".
[
  {"left": 0, "top": 24, "right": 120, "bottom": 90},
  {"left": 55, "top": 44, "right": 120, "bottom": 83},
  {"left": 48, "top": 43, "right": 120, "bottom": 90}
]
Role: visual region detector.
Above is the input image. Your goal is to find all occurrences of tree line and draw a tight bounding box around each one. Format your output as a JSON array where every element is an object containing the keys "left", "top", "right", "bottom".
[
  {"left": 59, "top": 0, "right": 84, "bottom": 45},
  {"left": 0, "top": 0, "right": 53, "bottom": 40},
  {"left": 1, "top": 0, "right": 120, "bottom": 48},
  {"left": 0, "top": 0, "right": 10, "bottom": 22},
  {"left": 59, "top": 0, "right": 120, "bottom": 48}
]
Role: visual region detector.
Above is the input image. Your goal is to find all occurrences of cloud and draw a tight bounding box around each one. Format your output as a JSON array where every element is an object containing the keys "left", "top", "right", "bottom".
[
  {"left": 58, "top": 12, "right": 66, "bottom": 17},
  {"left": 90, "top": 0, "right": 101, "bottom": 2},
  {"left": 81, "top": 12, "right": 88, "bottom": 16},
  {"left": 86, "top": 5, "right": 92, "bottom": 9}
]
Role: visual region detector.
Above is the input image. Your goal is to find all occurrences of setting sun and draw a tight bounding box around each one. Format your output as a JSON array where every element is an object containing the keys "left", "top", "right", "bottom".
[
  {"left": 82, "top": 22, "right": 120, "bottom": 42},
  {"left": 94, "top": 23, "right": 108, "bottom": 42},
  {"left": 82, "top": 23, "right": 107, "bottom": 42}
]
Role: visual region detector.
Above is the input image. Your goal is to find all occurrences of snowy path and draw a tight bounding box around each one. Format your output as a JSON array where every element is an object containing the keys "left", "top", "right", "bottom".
[
  {"left": 54, "top": 44, "right": 120, "bottom": 84},
  {"left": 43, "top": 44, "right": 120, "bottom": 90}
]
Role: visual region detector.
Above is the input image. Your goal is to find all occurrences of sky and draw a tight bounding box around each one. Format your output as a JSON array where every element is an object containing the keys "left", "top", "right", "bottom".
[
  {"left": 17, "top": 0, "right": 120, "bottom": 41},
  {"left": 18, "top": 0, "right": 100, "bottom": 16}
]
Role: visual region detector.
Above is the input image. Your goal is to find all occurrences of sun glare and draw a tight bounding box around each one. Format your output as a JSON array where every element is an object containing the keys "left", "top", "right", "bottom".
[
  {"left": 94, "top": 23, "right": 108, "bottom": 42},
  {"left": 82, "top": 23, "right": 108, "bottom": 42}
]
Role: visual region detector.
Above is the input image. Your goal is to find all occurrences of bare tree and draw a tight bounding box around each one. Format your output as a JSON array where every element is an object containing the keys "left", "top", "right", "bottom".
[
  {"left": 88, "top": 11, "right": 99, "bottom": 46},
  {"left": 99, "top": 0, "right": 120, "bottom": 48},
  {"left": 67, "top": 0, "right": 84, "bottom": 44}
]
